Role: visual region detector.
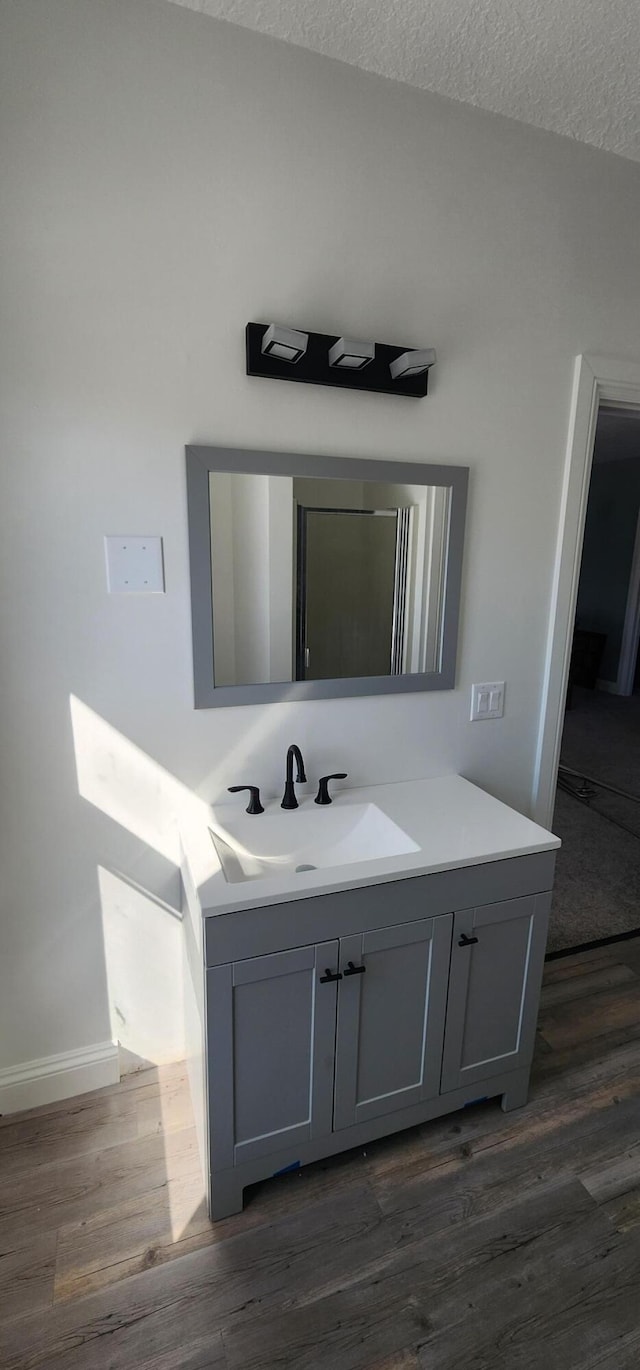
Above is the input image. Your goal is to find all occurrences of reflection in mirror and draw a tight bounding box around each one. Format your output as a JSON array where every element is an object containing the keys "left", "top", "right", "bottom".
[{"left": 209, "top": 473, "right": 451, "bottom": 688}]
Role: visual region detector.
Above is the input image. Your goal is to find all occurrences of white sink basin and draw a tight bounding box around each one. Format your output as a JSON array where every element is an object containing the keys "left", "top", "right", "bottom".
[{"left": 210, "top": 801, "right": 420, "bottom": 884}]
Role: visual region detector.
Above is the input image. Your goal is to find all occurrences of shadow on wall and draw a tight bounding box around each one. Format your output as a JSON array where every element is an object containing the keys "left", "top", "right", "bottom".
[
  {"left": 98, "top": 867, "right": 184, "bottom": 1070},
  {"left": 69, "top": 695, "right": 209, "bottom": 1071},
  {"left": 68, "top": 696, "right": 252, "bottom": 1246}
]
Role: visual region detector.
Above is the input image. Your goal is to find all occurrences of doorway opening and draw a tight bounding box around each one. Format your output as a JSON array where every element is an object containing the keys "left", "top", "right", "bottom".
[{"left": 549, "top": 405, "right": 640, "bottom": 952}]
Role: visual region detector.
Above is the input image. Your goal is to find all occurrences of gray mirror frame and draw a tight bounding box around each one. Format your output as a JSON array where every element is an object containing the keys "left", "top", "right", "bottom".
[{"left": 186, "top": 445, "right": 469, "bottom": 708}]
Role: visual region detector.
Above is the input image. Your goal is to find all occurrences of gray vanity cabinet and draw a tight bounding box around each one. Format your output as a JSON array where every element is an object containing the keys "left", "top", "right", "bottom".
[
  {"left": 333, "top": 916, "right": 452, "bottom": 1130},
  {"left": 440, "top": 894, "right": 551, "bottom": 1094},
  {"left": 194, "top": 849, "right": 557, "bottom": 1219},
  {"left": 207, "top": 941, "right": 339, "bottom": 1171}
]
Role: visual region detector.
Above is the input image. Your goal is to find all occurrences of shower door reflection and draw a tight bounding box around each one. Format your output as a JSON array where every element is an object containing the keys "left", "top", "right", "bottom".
[{"left": 296, "top": 507, "right": 410, "bottom": 680}]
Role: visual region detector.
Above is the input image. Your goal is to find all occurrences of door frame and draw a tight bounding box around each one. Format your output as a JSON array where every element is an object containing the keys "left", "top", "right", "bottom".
[{"left": 533, "top": 353, "right": 640, "bottom": 826}]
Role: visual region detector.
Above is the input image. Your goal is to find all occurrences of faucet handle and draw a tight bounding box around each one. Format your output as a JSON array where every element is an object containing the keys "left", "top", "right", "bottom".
[
  {"left": 228, "top": 785, "right": 264, "bottom": 815},
  {"left": 314, "top": 773, "right": 348, "bottom": 806}
]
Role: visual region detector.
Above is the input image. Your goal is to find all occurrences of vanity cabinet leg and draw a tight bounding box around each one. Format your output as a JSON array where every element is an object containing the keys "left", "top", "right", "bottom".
[
  {"left": 210, "top": 1170, "right": 245, "bottom": 1221},
  {"left": 501, "top": 1070, "right": 530, "bottom": 1113}
]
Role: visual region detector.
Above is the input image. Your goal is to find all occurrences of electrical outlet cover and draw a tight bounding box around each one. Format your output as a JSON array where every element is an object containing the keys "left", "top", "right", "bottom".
[{"left": 105, "top": 536, "right": 165, "bottom": 593}]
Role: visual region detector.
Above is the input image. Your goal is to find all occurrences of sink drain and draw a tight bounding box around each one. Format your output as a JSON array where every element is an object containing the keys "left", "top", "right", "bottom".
[{"left": 295, "top": 863, "right": 317, "bottom": 873}]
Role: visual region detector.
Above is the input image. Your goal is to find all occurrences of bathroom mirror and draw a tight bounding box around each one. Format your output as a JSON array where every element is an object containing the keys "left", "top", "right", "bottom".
[{"left": 186, "top": 445, "right": 468, "bottom": 707}]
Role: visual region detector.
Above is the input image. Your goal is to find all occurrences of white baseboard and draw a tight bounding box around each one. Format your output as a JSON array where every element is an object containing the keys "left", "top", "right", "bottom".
[
  {"left": 596, "top": 678, "right": 618, "bottom": 694},
  {"left": 0, "top": 1040, "right": 120, "bottom": 1116}
]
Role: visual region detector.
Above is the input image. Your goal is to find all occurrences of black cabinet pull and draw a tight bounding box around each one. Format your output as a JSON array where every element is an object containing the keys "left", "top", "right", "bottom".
[
  {"left": 319, "top": 968, "right": 343, "bottom": 983},
  {"left": 458, "top": 933, "right": 479, "bottom": 947},
  {"left": 343, "top": 960, "right": 366, "bottom": 976}
]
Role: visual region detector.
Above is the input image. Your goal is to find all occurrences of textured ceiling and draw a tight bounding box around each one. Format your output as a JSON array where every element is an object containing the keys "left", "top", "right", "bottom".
[{"left": 167, "top": 0, "right": 640, "bottom": 162}]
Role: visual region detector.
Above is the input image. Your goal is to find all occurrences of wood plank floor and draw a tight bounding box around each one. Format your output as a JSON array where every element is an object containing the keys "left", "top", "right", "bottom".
[{"left": 1, "top": 940, "right": 639, "bottom": 1369}]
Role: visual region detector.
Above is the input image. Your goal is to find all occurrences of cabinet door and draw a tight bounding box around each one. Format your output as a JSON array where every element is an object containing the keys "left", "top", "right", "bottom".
[
  {"left": 207, "top": 941, "right": 339, "bottom": 1170},
  {"left": 333, "top": 915, "right": 452, "bottom": 1131},
  {"left": 440, "top": 893, "right": 550, "bottom": 1094}
]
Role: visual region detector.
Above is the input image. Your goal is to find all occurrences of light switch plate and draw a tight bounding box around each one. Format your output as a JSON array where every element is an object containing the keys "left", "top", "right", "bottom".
[
  {"left": 105, "top": 536, "right": 165, "bottom": 593},
  {"left": 470, "top": 681, "right": 505, "bottom": 721}
]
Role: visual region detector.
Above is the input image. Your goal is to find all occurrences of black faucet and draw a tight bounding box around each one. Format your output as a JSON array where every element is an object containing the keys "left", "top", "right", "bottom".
[{"left": 281, "top": 744, "right": 307, "bottom": 810}]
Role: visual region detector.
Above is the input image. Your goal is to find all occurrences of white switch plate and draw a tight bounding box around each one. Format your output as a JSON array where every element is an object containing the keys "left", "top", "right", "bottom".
[
  {"left": 105, "top": 536, "right": 165, "bottom": 593},
  {"left": 470, "top": 681, "right": 505, "bottom": 721}
]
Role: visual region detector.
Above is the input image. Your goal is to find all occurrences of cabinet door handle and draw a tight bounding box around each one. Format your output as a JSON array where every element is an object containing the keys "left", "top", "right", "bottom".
[
  {"left": 343, "top": 960, "right": 366, "bottom": 976},
  {"left": 319, "top": 968, "right": 343, "bottom": 983},
  {"left": 458, "top": 933, "right": 479, "bottom": 946}
]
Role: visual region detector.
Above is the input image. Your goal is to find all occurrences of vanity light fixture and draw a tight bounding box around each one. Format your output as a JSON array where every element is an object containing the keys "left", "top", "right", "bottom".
[
  {"left": 328, "top": 337, "right": 375, "bottom": 371},
  {"left": 246, "top": 322, "right": 435, "bottom": 397},
  {"left": 389, "top": 348, "right": 437, "bottom": 381},
  {"left": 261, "top": 323, "right": 308, "bottom": 364}
]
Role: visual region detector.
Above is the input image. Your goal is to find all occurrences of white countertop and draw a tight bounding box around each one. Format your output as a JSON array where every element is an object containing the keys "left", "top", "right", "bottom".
[{"left": 180, "top": 775, "right": 560, "bottom": 919}]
